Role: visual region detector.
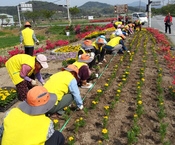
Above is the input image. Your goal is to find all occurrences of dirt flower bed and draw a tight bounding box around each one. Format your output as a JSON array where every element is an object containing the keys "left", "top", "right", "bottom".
[{"left": 52, "top": 30, "right": 175, "bottom": 145}]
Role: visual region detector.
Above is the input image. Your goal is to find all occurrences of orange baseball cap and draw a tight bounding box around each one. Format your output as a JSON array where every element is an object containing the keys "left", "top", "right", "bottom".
[{"left": 18, "top": 86, "right": 57, "bottom": 115}]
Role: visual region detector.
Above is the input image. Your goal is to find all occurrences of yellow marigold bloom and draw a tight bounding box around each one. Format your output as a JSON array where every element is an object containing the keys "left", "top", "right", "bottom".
[
  {"left": 125, "top": 71, "right": 129, "bottom": 74},
  {"left": 97, "top": 89, "right": 102, "bottom": 93},
  {"left": 98, "top": 140, "right": 102, "bottom": 143},
  {"left": 138, "top": 100, "right": 142, "bottom": 105},
  {"left": 75, "top": 119, "right": 79, "bottom": 122},
  {"left": 118, "top": 83, "right": 121, "bottom": 86},
  {"left": 134, "top": 114, "right": 138, "bottom": 118},
  {"left": 137, "top": 82, "right": 140, "bottom": 85},
  {"left": 117, "top": 89, "right": 121, "bottom": 93},
  {"left": 159, "top": 74, "right": 162, "bottom": 77},
  {"left": 122, "top": 78, "right": 126, "bottom": 81},
  {"left": 53, "top": 119, "right": 59, "bottom": 124},
  {"left": 104, "top": 106, "right": 109, "bottom": 110},
  {"left": 122, "top": 75, "right": 126, "bottom": 78},
  {"left": 160, "top": 102, "right": 163, "bottom": 105},
  {"left": 103, "top": 116, "right": 108, "bottom": 119},
  {"left": 141, "top": 78, "right": 145, "bottom": 82},
  {"left": 64, "top": 107, "right": 68, "bottom": 110},
  {"left": 80, "top": 117, "right": 83, "bottom": 120},
  {"left": 104, "top": 83, "right": 109, "bottom": 87},
  {"left": 137, "top": 86, "right": 140, "bottom": 89},
  {"left": 102, "top": 128, "right": 108, "bottom": 134},
  {"left": 69, "top": 136, "right": 74, "bottom": 141},
  {"left": 92, "top": 101, "right": 97, "bottom": 104},
  {"left": 116, "top": 94, "right": 120, "bottom": 97}
]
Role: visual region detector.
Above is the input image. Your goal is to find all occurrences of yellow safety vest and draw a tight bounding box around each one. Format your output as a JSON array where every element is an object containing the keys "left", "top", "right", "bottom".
[
  {"left": 5, "top": 54, "right": 35, "bottom": 85},
  {"left": 73, "top": 61, "right": 87, "bottom": 69},
  {"left": 2, "top": 108, "right": 50, "bottom": 145},
  {"left": 114, "top": 21, "right": 122, "bottom": 27},
  {"left": 77, "top": 47, "right": 86, "bottom": 60},
  {"left": 21, "top": 27, "right": 35, "bottom": 46},
  {"left": 44, "top": 71, "right": 74, "bottom": 104},
  {"left": 107, "top": 37, "right": 122, "bottom": 47},
  {"left": 92, "top": 41, "right": 103, "bottom": 52}
]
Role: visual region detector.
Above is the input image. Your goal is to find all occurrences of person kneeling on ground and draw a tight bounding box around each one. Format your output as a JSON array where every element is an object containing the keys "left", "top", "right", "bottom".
[
  {"left": 92, "top": 37, "right": 107, "bottom": 64},
  {"left": 1, "top": 86, "right": 65, "bottom": 145},
  {"left": 78, "top": 39, "right": 96, "bottom": 70},
  {"left": 5, "top": 53, "right": 48, "bottom": 101},
  {"left": 73, "top": 53, "right": 93, "bottom": 89},
  {"left": 44, "top": 64, "right": 84, "bottom": 117}
]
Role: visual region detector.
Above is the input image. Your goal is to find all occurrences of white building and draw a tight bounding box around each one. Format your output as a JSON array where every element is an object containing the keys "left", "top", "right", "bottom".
[{"left": 0, "top": 13, "right": 14, "bottom": 26}]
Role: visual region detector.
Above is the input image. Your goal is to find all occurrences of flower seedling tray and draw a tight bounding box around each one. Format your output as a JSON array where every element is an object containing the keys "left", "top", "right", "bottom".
[{"left": 0, "top": 87, "right": 18, "bottom": 112}]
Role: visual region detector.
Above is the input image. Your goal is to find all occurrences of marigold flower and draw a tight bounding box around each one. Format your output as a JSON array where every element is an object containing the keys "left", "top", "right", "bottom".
[
  {"left": 160, "top": 102, "right": 163, "bottom": 105},
  {"left": 117, "top": 89, "right": 121, "bottom": 93},
  {"left": 53, "top": 119, "right": 59, "bottom": 124},
  {"left": 104, "top": 83, "right": 109, "bottom": 87},
  {"left": 64, "top": 107, "right": 68, "bottom": 110},
  {"left": 102, "top": 128, "right": 108, "bottom": 134},
  {"left": 98, "top": 140, "right": 102, "bottom": 143},
  {"left": 141, "top": 78, "right": 145, "bottom": 82},
  {"left": 103, "top": 116, "right": 108, "bottom": 119},
  {"left": 80, "top": 117, "right": 83, "bottom": 120},
  {"left": 104, "top": 106, "right": 109, "bottom": 110},
  {"left": 97, "top": 89, "right": 102, "bottom": 93},
  {"left": 134, "top": 114, "right": 138, "bottom": 118},
  {"left": 69, "top": 136, "right": 74, "bottom": 141},
  {"left": 138, "top": 100, "right": 142, "bottom": 105},
  {"left": 92, "top": 100, "right": 97, "bottom": 104},
  {"left": 75, "top": 119, "right": 79, "bottom": 122}
]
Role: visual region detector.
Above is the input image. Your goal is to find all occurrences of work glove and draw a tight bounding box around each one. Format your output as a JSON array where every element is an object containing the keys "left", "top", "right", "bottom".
[
  {"left": 77, "top": 105, "right": 84, "bottom": 111},
  {"left": 90, "top": 52, "right": 95, "bottom": 59},
  {"left": 31, "top": 80, "right": 37, "bottom": 86},
  {"left": 36, "top": 40, "right": 39, "bottom": 45}
]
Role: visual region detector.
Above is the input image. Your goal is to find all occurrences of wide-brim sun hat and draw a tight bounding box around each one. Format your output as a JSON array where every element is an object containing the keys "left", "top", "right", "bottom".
[
  {"left": 64, "top": 64, "right": 80, "bottom": 78},
  {"left": 36, "top": 54, "right": 49, "bottom": 69},
  {"left": 78, "top": 53, "right": 93, "bottom": 63},
  {"left": 81, "top": 39, "right": 94, "bottom": 51},
  {"left": 96, "top": 38, "right": 105, "bottom": 44},
  {"left": 25, "top": 21, "right": 31, "bottom": 27},
  {"left": 18, "top": 86, "right": 57, "bottom": 115}
]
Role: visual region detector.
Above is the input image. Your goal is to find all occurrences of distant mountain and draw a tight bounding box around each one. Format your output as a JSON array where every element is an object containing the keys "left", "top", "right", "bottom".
[
  {"left": 128, "top": 1, "right": 147, "bottom": 7},
  {"left": 79, "top": 1, "right": 111, "bottom": 9}
]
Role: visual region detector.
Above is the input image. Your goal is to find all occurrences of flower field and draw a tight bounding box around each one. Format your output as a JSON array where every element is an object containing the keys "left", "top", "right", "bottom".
[
  {"left": 54, "top": 29, "right": 175, "bottom": 145},
  {"left": 0, "top": 25, "right": 175, "bottom": 144}
]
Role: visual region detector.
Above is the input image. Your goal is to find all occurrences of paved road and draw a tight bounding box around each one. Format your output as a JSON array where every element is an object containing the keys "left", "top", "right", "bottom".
[{"left": 148, "top": 15, "right": 175, "bottom": 46}]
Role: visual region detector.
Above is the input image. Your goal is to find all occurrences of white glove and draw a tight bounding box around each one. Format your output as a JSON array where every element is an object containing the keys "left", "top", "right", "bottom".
[
  {"left": 79, "top": 105, "right": 84, "bottom": 110},
  {"left": 36, "top": 40, "right": 39, "bottom": 45},
  {"left": 90, "top": 52, "right": 95, "bottom": 59},
  {"left": 31, "top": 80, "right": 37, "bottom": 86}
]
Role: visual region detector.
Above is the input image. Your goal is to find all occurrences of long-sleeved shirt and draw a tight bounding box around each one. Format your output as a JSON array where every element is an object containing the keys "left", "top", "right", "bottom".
[
  {"left": 20, "top": 64, "right": 44, "bottom": 84},
  {"left": 68, "top": 78, "right": 83, "bottom": 107}
]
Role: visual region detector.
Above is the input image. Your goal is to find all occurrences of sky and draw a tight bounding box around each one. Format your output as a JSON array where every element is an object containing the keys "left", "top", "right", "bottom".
[{"left": 0, "top": 0, "right": 152, "bottom": 7}]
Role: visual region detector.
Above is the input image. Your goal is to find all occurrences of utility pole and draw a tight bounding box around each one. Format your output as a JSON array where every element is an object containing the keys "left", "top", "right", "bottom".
[
  {"left": 148, "top": 0, "right": 152, "bottom": 27},
  {"left": 17, "top": 5, "right": 22, "bottom": 28},
  {"left": 66, "top": 0, "right": 71, "bottom": 26}
]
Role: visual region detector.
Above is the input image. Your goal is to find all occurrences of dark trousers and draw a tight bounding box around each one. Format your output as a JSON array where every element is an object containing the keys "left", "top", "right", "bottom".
[
  {"left": 165, "top": 23, "right": 171, "bottom": 34},
  {"left": 95, "top": 47, "right": 106, "bottom": 63},
  {"left": 134, "top": 24, "right": 141, "bottom": 31},
  {"left": 25, "top": 46, "right": 34, "bottom": 56},
  {"left": 16, "top": 80, "right": 33, "bottom": 101},
  {"left": 46, "top": 94, "right": 74, "bottom": 115},
  {"left": 45, "top": 131, "right": 65, "bottom": 145}
]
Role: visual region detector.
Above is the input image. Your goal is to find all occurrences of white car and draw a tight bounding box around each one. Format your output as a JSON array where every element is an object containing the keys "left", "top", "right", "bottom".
[{"left": 132, "top": 12, "right": 148, "bottom": 25}]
